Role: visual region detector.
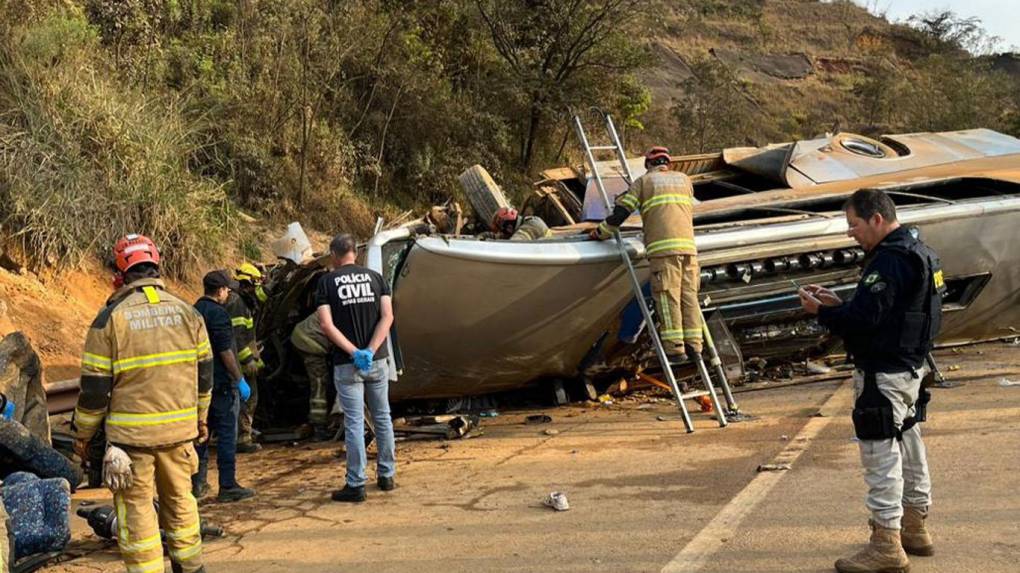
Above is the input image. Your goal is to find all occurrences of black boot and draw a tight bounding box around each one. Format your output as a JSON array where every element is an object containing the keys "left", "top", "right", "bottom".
[
  {"left": 217, "top": 484, "right": 256, "bottom": 503},
  {"left": 377, "top": 476, "right": 395, "bottom": 491},
  {"left": 331, "top": 485, "right": 366, "bottom": 502}
]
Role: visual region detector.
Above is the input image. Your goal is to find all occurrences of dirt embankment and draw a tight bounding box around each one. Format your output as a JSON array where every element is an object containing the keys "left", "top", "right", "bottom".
[{"left": 0, "top": 265, "right": 201, "bottom": 383}]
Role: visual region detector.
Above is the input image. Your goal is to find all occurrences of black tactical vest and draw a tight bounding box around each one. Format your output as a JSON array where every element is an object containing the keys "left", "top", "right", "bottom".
[{"left": 848, "top": 227, "right": 945, "bottom": 372}]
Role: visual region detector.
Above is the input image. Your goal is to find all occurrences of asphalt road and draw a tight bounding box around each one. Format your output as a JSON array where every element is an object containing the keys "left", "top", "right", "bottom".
[{"left": 47, "top": 343, "right": 1020, "bottom": 572}]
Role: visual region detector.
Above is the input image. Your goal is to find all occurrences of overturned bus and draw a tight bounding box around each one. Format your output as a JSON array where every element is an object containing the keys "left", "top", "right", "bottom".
[{"left": 254, "top": 129, "right": 1020, "bottom": 426}]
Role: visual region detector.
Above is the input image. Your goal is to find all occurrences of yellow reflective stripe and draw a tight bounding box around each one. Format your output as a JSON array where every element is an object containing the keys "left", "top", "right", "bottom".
[
  {"left": 141, "top": 286, "right": 160, "bottom": 304},
  {"left": 108, "top": 407, "right": 198, "bottom": 427},
  {"left": 683, "top": 328, "right": 703, "bottom": 337},
  {"left": 255, "top": 286, "right": 268, "bottom": 303},
  {"left": 166, "top": 521, "right": 201, "bottom": 541},
  {"left": 660, "top": 329, "right": 685, "bottom": 341},
  {"left": 82, "top": 352, "right": 112, "bottom": 372},
  {"left": 74, "top": 408, "right": 104, "bottom": 428},
  {"left": 238, "top": 346, "right": 254, "bottom": 361},
  {"left": 170, "top": 540, "right": 203, "bottom": 562},
  {"left": 646, "top": 238, "right": 696, "bottom": 255},
  {"left": 125, "top": 557, "right": 165, "bottom": 573},
  {"left": 196, "top": 340, "right": 212, "bottom": 358},
  {"left": 659, "top": 292, "right": 674, "bottom": 330},
  {"left": 933, "top": 269, "right": 945, "bottom": 288},
  {"left": 113, "top": 349, "right": 199, "bottom": 374},
  {"left": 118, "top": 533, "right": 161, "bottom": 555},
  {"left": 114, "top": 494, "right": 130, "bottom": 552},
  {"left": 616, "top": 193, "right": 639, "bottom": 210},
  {"left": 230, "top": 316, "right": 254, "bottom": 329},
  {"left": 198, "top": 393, "right": 212, "bottom": 408},
  {"left": 641, "top": 193, "right": 692, "bottom": 211}
]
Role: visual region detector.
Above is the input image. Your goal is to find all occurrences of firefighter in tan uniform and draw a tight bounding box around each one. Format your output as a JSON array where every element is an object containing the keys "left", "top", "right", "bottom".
[
  {"left": 225, "top": 264, "right": 263, "bottom": 452},
  {"left": 72, "top": 234, "right": 212, "bottom": 573},
  {"left": 592, "top": 146, "right": 701, "bottom": 361},
  {"left": 490, "top": 207, "right": 553, "bottom": 241}
]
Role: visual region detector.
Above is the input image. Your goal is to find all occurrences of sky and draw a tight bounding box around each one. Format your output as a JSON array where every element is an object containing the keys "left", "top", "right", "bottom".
[{"left": 854, "top": 0, "right": 1020, "bottom": 52}]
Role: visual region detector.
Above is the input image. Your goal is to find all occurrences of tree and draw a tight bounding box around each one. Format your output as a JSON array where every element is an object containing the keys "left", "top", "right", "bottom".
[
  {"left": 475, "top": 0, "right": 647, "bottom": 170},
  {"left": 906, "top": 10, "right": 1001, "bottom": 55},
  {"left": 671, "top": 57, "right": 757, "bottom": 153}
]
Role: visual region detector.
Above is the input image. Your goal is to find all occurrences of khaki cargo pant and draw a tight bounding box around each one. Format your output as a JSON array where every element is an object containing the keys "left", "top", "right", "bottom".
[
  {"left": 853, "top": 367, "right": 933, "bottom": 530},
  {"left": 114, "top": 442, "right": 203, "bottom": 573},
  {"left": 238, "top": 372, "right": 258, "bottom": 444},
  {"left": 649, "top": 255, "right": 702, "bottom": 354},
  {"left": 301, "top": 351, "right": 330, "bottom": 427}
]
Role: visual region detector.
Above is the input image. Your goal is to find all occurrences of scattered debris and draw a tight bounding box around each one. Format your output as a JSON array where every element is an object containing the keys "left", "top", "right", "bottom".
[
  {"left": 999, "top": 378, "right": 1020, "bottom": 387},
  {"left": 756, "top": 463, "right": 792, "bottom": 472},
  {"left": 805, "top": 360, "right": 833, "bottom": 375},
  {"left": 524, "top": 414, "right": 552, "bottom": 425},
  {"left": 543, "top": 491, "right": 570, "bottom": 512},
  {"left": 779, "top": 435, "right": 789, "bottom": 441},
  {"left": 392, "top": 415, "right": 480, "bottom": 441},
  {"left": 947, "top": 365, "right": 961, "bottom": 372},
  {"left": 543, "top": 429, "right": 560, "bottom": 436}
]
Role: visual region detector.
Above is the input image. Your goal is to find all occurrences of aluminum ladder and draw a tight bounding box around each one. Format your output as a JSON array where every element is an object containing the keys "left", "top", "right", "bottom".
[{"left": 572, "top": 111, "right": 733, "bottom": 432}]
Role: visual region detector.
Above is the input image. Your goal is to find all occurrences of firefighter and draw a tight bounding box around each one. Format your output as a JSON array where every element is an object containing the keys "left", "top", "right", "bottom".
[
  {"left": 490, "top": 207, "right": 552, "bottom": 241},
  {"left": 291, "top": 313, "right": 332, "bottom": 440},
  {"left": 800, "top": 189, "right": 942, "bottom": 573},
  {"left": 227, "top": 263, "right": 264, "bottom": 453},
  {"left": 590, "top": 146, "right": 701, "bottom": 362},
  {"left": 72, "top": 234, "right": 211, "bottom": 573}
]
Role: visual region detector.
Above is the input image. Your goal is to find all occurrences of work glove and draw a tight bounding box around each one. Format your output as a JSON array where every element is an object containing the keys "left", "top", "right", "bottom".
[
  {"left": 352, "top": 349, "right": 374, "bottom": 372},
  {"left": 1, "top": 398, "right": 14, "bottom": 420},
  {"left": 254, "top": 357, "right": 266, "bottom": 371},
  {"left": 74, "top": 438, "right": 89, "bottom": 461},
  {"left": 102, "top": 444, "right": 134, "bottom": 493},
  {"left": 238, "top": 377, "right": 252, "bottom": 401},
  {"left": 242, "top": 361, "right": 259, "bottom": 377}
]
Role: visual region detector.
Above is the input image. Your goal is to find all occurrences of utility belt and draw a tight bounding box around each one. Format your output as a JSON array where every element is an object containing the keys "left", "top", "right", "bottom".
[{"left": 852, "top": 369, "right": 931, "bottom": 441}]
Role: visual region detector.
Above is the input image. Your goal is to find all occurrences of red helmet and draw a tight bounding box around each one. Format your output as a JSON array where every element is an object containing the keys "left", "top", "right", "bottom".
[
  {"left": 491, "top": 207, "right": 519, "bottom": 233},
  {"left": 113, "top": 234, "right": 160, "bottom": 272},
  {"left": 645, "top": 146, "right": 671, "bottom": 165}
]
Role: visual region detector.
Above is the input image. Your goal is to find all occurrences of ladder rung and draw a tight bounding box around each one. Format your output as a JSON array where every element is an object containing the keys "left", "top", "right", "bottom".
[
  {"left": 681, "top": 390, "right": 710, "bottom": 399},
  {"left": 588, "top": 145, "right": 617, "bottom": 151}
]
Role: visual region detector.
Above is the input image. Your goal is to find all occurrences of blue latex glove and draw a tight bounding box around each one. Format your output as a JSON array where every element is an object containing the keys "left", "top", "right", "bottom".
[
  {"left": 2, "top": 400, "right": 14, "bottom": 421},
  {"left": 352, "top": 349, "right": 374, "bottom": 372},
  {"left": 237, "top": 377, "right": 252, "bottom": 401}
]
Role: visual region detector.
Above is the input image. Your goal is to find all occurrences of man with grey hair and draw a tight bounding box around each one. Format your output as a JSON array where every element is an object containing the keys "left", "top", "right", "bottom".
[
  {"left": 316, "top": 234, "right": 396, "bottom": 502},
  {"left": 800, "top": 189, "right": 943, "bottom": 573}
]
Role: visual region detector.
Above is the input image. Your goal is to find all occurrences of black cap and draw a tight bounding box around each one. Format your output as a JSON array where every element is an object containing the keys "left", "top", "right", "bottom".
[{"left": 203, "top": 269, "right": 240, "bottom": 291}]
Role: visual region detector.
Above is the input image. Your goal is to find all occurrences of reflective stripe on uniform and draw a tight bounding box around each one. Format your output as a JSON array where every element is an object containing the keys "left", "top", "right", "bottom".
[
  {"left": 255, "top": 286, "right": 268, "bottom": 303},
  {"left": 82, "top": 352, "right": 113, "bottom": 372},
  {"left": 166, "top": 521, "right": 201, "bottom": 541},
  {"left": 230, "top": 316, "right": 254, "bottom": 330},
  {"left": 683, "top": 327, "right": 703, "bottom": 340},
  {"left": 238, "top": 346, "right": 254, "bottom": 361},
  {"left": 74, "top": 408, "right": 105, "bottom": 428},
  {"left": 646, "top": 238, "right": 696, "bottom": 255},
  {"left": 597, "top": 221, "right": 615, "bottom": 239},
  {"left": 659, "top": 292, "right": 674, "bottom": 331},
  {"left": 198, "top": 393, "right": 212, "bottom": 409},
  {"left": 616, "top": 193, "right": 640, "bottom": 211},
  {"left": 113, "top": 349, "right": 201, "bottom": 374},
  {"left": 641, "top": 193, "right": 692, "bottom": 211},
  {"left": 118, "top": 533, "right": 161, "bottom": 555},
  {"left": 125, "top": 557, "right": 165, "bottom": 573},
  {"left": 169, "top": 540, "right": 203, "bottom": 562},
  {"left": 141, "top": 286, "right": 160, "bottom": 304},
  {"left": 660, "top": 329, "right": 685, "bottom": 342},
  {"left": 196, "top": 340, "right": 212, "bottom": 358},
  {"left": 107, "top": 407, "right": 198, "bottom": 427}
]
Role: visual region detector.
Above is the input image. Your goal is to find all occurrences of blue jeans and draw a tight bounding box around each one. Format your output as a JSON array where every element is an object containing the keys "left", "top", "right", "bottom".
[
  {"left": 194, "top": 389, "right": 240, "bottom": 489},
  {"left": 335, "top": 360, "right": 396, "bottom": 488}
]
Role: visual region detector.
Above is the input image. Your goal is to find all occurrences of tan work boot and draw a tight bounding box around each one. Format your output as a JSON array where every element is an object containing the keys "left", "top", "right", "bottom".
[
  {"left": 901, "top": 506, "right": 934, "bottom": 556},
  {"left": 834, "top": 521, "right": 910, "bottom": 573}
]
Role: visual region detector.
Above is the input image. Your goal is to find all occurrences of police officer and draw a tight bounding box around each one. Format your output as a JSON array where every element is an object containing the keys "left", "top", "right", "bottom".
[
  {"left": 799, "top": 189, "right": 942, "bottom": 573},
  {"left": 591, "top": 146, "right": 701, "bottom": 362},
  {"left": 73, "top": 234, "right": 212, "bottom": 573}
]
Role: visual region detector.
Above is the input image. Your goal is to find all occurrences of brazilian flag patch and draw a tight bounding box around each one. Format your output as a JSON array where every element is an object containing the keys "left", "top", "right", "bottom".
[{"left": 863, "top": 271, "right": 881, "bottom": 286}]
